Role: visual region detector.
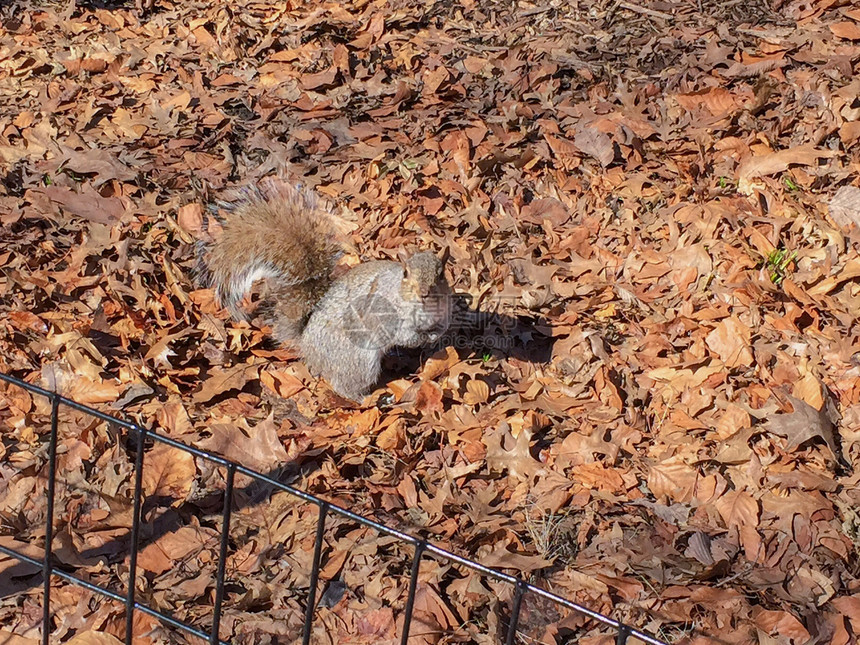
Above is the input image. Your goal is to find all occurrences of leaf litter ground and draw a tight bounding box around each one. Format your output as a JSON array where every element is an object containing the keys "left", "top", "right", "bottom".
[{"left": 1, "top": 0, "right": 860, "bottom": 643}]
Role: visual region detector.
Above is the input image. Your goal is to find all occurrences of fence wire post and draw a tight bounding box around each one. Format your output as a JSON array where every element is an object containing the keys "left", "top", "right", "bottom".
[
  {"left": 125, "top": 425, "right": 148, "bottom": 644},
  {"left": 302, "top": 501, "right": 329, "bottom": 645},
  {"left": 616, "top": 623, "right": 633, "bottom": 645},
  {"left": 399, "top": 541, "right": 426, "bottom": 645},
  {"left": 210, "top": 463, "right": 235, "bottom": 645},
  {"left": 505, "top": 580, "right": 527, "bottom": 645},
  {"left": 41, "top": 395, "right": 61, "bottom": 645}
]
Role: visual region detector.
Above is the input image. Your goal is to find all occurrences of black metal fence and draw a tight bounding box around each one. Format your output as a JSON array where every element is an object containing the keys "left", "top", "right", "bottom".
[{"left": 0, "top": 371, "right": 669, "bottom": 645}]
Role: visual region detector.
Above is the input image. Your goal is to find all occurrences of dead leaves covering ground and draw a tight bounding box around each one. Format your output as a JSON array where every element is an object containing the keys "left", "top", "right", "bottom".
[{"left": 1, "top": 0, "right": 860, "bottom": 643}]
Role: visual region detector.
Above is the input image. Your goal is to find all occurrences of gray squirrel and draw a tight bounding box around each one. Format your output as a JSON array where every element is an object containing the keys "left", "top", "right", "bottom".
[{"left": 201, "top": 178, "right": 452, "bottom": 401}]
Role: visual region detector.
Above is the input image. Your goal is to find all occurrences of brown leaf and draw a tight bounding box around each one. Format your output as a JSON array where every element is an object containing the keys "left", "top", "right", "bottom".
[
  {"left": 260, "top": 369, "right": 306, "bottom": 398},
  {"left": 544, "top": 134, "right": 579, "bottom": 166},
  {"left": 462, "top": 377, "right": 489, "bottom": 405},
  {"left": 301, "top": 66, "right": 338, "bottom": 90},
  {"left": 647, "top": 361, "right": 723, "bottom": 395},
  {"left": 829, "top": 185, "right": 860, "bottom": 232},
  {"left": 66, "top": 632, "right": 124, "bottom": 645},
  {"left": 715, "top": 404, "right": 751, "bottom": 440},
  {"left": 155, "top": 402, "right": 195, "bottom": 437},
  {"left": 421, "top": 346, "right": 460, "bottom": 381},
  {"left": 164, "top": 90, "right": 192, "bottom": 111},
  {"left": 574, "top": 128, "right": 615, "bottom": 167},
  {"left": 59, "top": 54, "right": 110, "bottom": 75},
  {"left": 520, "top": 198, "right": 571, "bottom": 226},
  {"left": 766, "top": 395, "right": 839, "bottom": 457},
  {"left": 348, "top": 407, "right": 382, "bottom": 438},
  {"left": 192, "top": 363, "right": 259, "bottom": 402},
  {"left": 0, "top": 631, "right": 39, "bottom": 645},
  {"left": 62, "top": 149, "right": 136, "bottom": 186},
  {"left": 480, "top": 540, "right": 553, "bottom": 572},
  {"left": 685, "top": 531, "right": 715, "bottom": 565},
  {"left": 831, "top": 21, "right": 860, "bottom": 40},
  {"left": 7, "top": 311, "right": 48, "bottom": 333},
  {"left": 142, "top": 443, "right": 195, "bottom": 502},
  {"left": 357, "top": 607, "right": 396, "bottom": 640},
  {"left": 198, "top": 415, "right": 288, "bottom": 472},
  {"left": 705, "top": 317, "right": 753, "bottom": 368},
  {"left": 647, "top": 457, "right": 697, "bottom": 503},
  {"left": 484, "top": 427, "right": 541, "bottom": 479},
  {"left": 791, "top": 372, "right": 824, "bottom": 410},
  {"left": 38, "top": 185, "right": 126, "bottom": 224},
  {"left": 137, "top": 525, "right": 215, "bottom": 575},
  {"left": 806, "top": 258, "right": 860, "bottom": 296},
  {"left": 714, "top": 490, "right": 759, "bottom": 531},
  {"left": 414, "top": 379, "right": 443, "bottom": 414},
  {"left": 737, "top": 145, "right": 837, "bottom": 182},
  {"left": 723, "top": 55, "right": 786, "bottom": 79},
  {"left": 440, "top": 129, "right": 470, "bottom": 179},
  {"left": 841, "top": 121, "right": 860, "bottom": 146},
  {"left": 423, "top": 66, "right": 450, "bottom": 95},
  {"left": 376, "top": 418, "right": 406, "bottom": 451},
  {"left": 574, "top": 461, "right": 625, "bottom": 493},
  {"left": 349, "top": 12, "right": 384, "bottom": 49},
  {"left": 177, "top": 203, "right": 204, "bottom": 234},
  {"left": 831, "top": 595, "right": 860, "bottom": 630},
  {"left": 675, "top": 87, "right": 740, "bottom": 117},
  {"left": 191, "top": 25, "right": 217, "bottom": 47},
  {"left": 753, "top": 609, "right": 810, "bottom": 642},
  {"left": 398, "top": 584, "right": 457, "bottom": 645},
  {"left": 0, "top": 536, "right": 43, "bottom": 597},
  {"left": 64, "top": 376, "right": 123, "bottom": 405},
  {"left": 463, "top": 56, "right": 488, "bottom": 73}
]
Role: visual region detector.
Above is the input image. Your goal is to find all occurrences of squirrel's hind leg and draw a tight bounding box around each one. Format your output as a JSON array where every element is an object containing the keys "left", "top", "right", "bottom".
[{"left": 307, "top": 344, "right": 383, "bottom": 402}]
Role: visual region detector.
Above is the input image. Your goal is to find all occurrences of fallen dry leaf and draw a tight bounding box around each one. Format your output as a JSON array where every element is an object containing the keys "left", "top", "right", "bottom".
[
  {"left": 0, "top": 631, "right": 39, "bottom": 645},
  {"left": 66, "top": 632, "right": 124, "bottom": 645},
  {"left": 484, "top": 427, "right": 541, "bottom": 479},
  {"left": 142, "top": 443, "right": 196, "bottom": 502},
  {"left": 192, "top": 363, "right": 260, "bottom": 403},
  {"left": 767, "top": 395, "right": 839, "bottom": 458},
  {"left": 574, "top": 128, "right": 615, "bottom": 167},
  {"left": 830, "top": 21, "right": 860, "bottom": 40},
  {"left": 828, "top": 185, "right": 860, "bottom": 232},
  {"left": 38, "top": 185, "right": 126, "bottom": 224},
  {"left": 705, "top": 317, "right": 754, "bottom": 368},
  {"left": 198, "top": 415, "right": 289, "bottom": 472},
  {"left": 737, "top": 145, "right": 837, "bottom": 182},
  {"left": 714, "top": 490, "right": 759, "bottom": 532}
]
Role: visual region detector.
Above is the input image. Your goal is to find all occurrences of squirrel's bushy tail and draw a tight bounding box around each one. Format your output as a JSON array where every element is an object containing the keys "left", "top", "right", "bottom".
[{"left": 203, "top": 178, "right": 343, "bottom": 339}]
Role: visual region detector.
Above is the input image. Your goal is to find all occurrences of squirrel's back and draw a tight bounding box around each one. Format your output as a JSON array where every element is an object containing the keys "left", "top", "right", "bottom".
[{"left": 204, "top": 179, "right": 342, "bottom": 338}]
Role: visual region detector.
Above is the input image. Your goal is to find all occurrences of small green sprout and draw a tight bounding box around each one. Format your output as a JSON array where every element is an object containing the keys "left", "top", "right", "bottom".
[
  {"left": 783, "top": 175, "right": 799, "bottom": 192},
  {"left": 482, "top": 352, "right": 492, "bottom": 363},
  {"left": 765, "top": 248, "right": 797, "bottom": 286}
]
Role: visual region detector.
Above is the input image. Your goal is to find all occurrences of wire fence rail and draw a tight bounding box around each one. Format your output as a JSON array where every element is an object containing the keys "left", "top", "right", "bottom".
[{"left": 0, "top": 371, "right": 668, "bottom": 645}]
